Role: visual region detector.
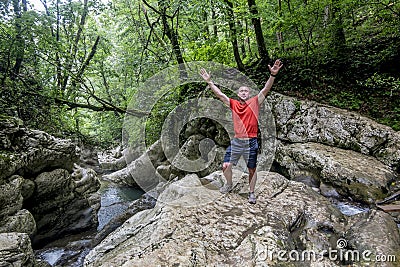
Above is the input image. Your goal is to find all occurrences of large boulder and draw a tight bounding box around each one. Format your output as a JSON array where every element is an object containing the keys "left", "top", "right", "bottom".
[
  {"left": 274, "top": 142, "right": 397, "bottom": 204},
  {"left": 267, "top": 92, "right": 400, "bottom": 172},
  {"left": 346, "top": 210, "right": 400, "bottom": 266},
  {"left": 0, "top": 175, "right": 36, "bottom": 236},
  {"left": 0, "top": 116, "right": 101, "bottom": 250},
  {"left": 0, "top": 116, "right": 79, "bottom": 180},
  {"left": 28, "top": 168, "right": 100, "bottom": 246},
  {"left": 103, "top": 140, "right": 166, "bottom": 189},
  {"left": 84, "top": 171, "right": 400, "bottom": 266}
]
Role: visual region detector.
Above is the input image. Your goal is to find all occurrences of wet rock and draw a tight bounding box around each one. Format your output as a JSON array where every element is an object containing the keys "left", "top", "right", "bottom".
[
  {"left": 0, "top": 176, "right": 23, "bottom": 221},
  {"left": 78, "top": 146, "right": 102, "bottom": 174},
  {"left": 90, "top": 191, "right": 157, "bottom": 248},
  {"left": 84, "top": 171, "right": 344, "bottom": 266},
  {"left": 320, "top": 182, "right": 341, "bottom": 198},
  {"left": 0, "top": 209, "right": 36, "bottom": 236},
  {"left": 156, "top": 164, "right": 172, "bottom": 180},
  {"left": 84, "top": 170, "right": 400, "bottom": 266},
  {"left": 103, "top": 140, "right": 165, "bottom": 190},
  {"left": 0, "top": 117, "right": 102, "bottom": 265},
  {"left": 97, "top": 146, "right": 126, "bottom": 172}
]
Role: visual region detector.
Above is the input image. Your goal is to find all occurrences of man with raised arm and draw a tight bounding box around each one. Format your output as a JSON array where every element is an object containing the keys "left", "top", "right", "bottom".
[{"left": 199, "top": 59, "right": 283, "bottom": 204}]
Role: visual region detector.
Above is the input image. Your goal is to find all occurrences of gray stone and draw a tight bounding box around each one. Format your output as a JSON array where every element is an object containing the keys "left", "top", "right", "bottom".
[
  {"left": 84, "top": 171, "right": 400, "bottom": 266},
  {"left": 0, "top": 177, "right": 23, "bottom": 221},
  {"left": 156, "top": 164, "right": 172, "bottom": 180},
  {"left": 104, "top": 140, "right": 166, "bottom": 188},
  {"left": 267, "top": 92, "right": 400, "bottom": 170},
  {"left": 29, "top": 168, "right": 100, "bottom": 246},
  {"left": 0, "top": 117, "right": 78, "bottom": 180},
  {"left": 0, "top": 232, "right": 36, "bottom": 267},
  {"left": 346, "top": 210, "right": 400, "bottom": 267},
  {"left": 274, "top": 142, "right": 397, "bottom": 203},
  {"left": 0, "top": 209, "right": 36, "bottom": 236}
]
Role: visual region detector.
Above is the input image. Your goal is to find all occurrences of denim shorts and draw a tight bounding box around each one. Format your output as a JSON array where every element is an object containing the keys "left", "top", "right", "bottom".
[{"left": 223, "top": 138, "right": 258, "bottom": 169}]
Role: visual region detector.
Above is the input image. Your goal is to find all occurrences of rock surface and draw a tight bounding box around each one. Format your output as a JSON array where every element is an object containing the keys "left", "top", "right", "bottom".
[
  {"left": 0, "top": 232, "right": 44, "bottom": 267},
  {"left": 0, "top": 116, "right": 101, "bottom": 264},
  {"left": 0, "top": 116, "right": 79, "bottom": 180},
  {"left": 274, "top": 142, "right": 397, "bottom": 204},
  {"left": 268, "top": 92, "right": 400, "bottom": 172},
  {"left": 84, "top": 171, "right": 400, "bottom": 266},
  {"left": 28, "top": 168, "right": 100, "bottom": 246}
]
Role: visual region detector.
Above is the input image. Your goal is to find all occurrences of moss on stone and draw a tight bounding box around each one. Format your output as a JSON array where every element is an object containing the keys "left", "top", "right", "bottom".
[{"left": 346, "top": 182, "right": 388, "bottom": 203}]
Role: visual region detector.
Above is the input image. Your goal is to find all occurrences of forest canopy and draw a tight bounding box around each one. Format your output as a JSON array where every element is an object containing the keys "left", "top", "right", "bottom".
[{"left": 1, "top": 0, "right": 399, "bottom": 146}]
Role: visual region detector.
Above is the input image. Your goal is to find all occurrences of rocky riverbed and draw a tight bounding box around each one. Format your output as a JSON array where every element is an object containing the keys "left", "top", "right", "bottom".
[{"left": 1, "top": 92, "right": 399, "bottom": 266}]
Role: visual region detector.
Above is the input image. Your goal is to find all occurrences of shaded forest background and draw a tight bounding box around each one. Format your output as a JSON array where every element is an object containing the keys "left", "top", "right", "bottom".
[{"left": 1, "top": 0, "right": 399, "bottom": 147}]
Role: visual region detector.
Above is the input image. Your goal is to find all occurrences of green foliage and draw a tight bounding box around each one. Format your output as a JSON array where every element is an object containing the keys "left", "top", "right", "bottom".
[
  {"left": 145, "top": 88, "right": 181, "bottom": 146},
  {"left": 329, "top": 92, "right": 363, "bottom": 110},
  {"left": 1, "top": 0, "right": 399, "bottom": 149}
]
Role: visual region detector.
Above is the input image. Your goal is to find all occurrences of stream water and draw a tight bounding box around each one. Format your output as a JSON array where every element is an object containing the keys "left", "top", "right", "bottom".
[
  {"left": 330, "top": 199, "right": 370, "bottom": 216},
  {"left": 35, "top": 182, "right": 144, "bottom": 267}
]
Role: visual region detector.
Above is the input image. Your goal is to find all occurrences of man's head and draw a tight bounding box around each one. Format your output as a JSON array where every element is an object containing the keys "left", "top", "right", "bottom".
[{"left": 237, "top": 86, "right": 251, "bottom": 101}]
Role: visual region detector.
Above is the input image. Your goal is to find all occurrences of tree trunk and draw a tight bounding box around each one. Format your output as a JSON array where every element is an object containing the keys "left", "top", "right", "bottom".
[
  {"left": 326, "top": 0, "right": 346, "bottom": 69},
  {"left": 160, "top": 10, "right": 184, "bottom": 66},
  {"left": 238, "top": 20, "right": 246, "bottom": 58},
  {"left": 224, "top": 0, "right": 245, "bottom": 71},
  {"left": 212, "top": 9, "right": 218, "bottom": 38},
  {"left": 276, "top": 0, "right": 285, "bottom": 50},
  {"left": 203, "top": 11, "right": 209, "bottom": 40},
  {"left": 61, "top": 0, "right": 89, "bottom": 92},
  {"left": 330, "top": 0, "right": 346, "bottom": 51},
  {"left": 247, "top": 0, "right": 269, "bottom": 63},
  {"left": 11, "top": 0, "right": 26, "bottom": 79},
  {"left": 157, "top": 1, "right": 187, "bottom": 79}
]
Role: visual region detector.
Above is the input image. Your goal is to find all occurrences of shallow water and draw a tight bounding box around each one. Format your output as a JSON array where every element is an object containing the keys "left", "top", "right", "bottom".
[
  {"left": 97, "top": 182, "right": 144, "bottom": 230},
  {"left": 331, "top": 199, "right": 370, "bottom": 216},
  {"left": 36, "top": 182, "right": 143, "bottom": 266}
]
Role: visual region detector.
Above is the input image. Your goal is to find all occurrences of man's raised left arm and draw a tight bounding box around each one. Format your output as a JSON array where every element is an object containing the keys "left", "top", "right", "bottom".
[{"left": 258, "top": 59, "right": 283, "bottom": 104}]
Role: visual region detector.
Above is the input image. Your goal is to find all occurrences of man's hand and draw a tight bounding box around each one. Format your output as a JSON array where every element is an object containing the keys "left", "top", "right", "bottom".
[
  {"left": 199, "top": 68, "right": 230, "bottom": 106},
  {"left": 268, "top": 59, "right": 283, "bottom": 76},
  {"left": 199, "top": 68, "right": 212, "bottom": 83}
]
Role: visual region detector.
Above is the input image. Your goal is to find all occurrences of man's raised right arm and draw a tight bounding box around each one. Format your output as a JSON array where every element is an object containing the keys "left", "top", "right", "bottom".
[{"left": 199, "top": 68, "right": 230, "bottom": 106}]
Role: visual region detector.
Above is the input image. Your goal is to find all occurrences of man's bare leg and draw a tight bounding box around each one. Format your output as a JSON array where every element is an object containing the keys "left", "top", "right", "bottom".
[
  {"left": 248, "top": 168, "right": 257, "bottom": 192},
  {"left": 222, "top": 162, "right": 233, "bottom": 185},
  {"left": 248, "top": 168, "right": 257, "bottom": 204},
  {"left": 220, "top": 162, "right": 233, "bottom": 193}
]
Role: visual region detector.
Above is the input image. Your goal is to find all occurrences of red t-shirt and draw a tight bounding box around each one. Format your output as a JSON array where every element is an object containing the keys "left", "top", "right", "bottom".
[{"left": 230, "top": 96, "right": 259, "bottom": 138}]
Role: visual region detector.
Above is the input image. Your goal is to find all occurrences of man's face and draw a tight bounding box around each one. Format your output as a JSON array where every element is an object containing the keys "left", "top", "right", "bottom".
[{"left": 237, "top": 86, "right": 250, "bottom": 101}]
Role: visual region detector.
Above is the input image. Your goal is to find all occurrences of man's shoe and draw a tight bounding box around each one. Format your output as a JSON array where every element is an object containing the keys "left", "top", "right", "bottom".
[
  {"left": 220, "top": 183, "right": 233, "bottom": 194},
  {"left": 248, "top": 192, "right": 256, "bottom": 204}
]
